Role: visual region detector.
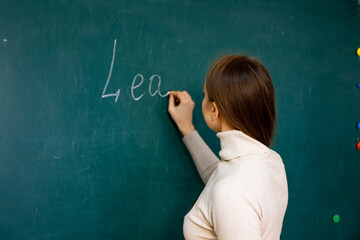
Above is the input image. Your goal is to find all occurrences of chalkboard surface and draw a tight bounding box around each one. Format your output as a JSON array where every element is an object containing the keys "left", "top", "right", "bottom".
[{"left": 1, "top": 0, "right": 360, "bottom": 239}]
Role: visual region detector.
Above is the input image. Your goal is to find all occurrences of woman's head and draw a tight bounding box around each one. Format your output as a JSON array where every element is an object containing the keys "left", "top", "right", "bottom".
[{"left": 202, "top": 55, "right": 276, "bottom": 147}]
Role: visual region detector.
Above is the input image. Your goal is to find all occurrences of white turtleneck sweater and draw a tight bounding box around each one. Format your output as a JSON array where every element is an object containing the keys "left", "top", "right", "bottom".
[{"left": 182, "top": 130, "right": 288, "bottom": 240}]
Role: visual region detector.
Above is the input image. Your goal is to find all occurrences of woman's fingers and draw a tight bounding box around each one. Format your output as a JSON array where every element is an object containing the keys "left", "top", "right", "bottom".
[
  {"left": 170, "top": 91, "right": 182, "bottom": 102},
  {"left": 167, "top": 91, "right": 195, "bottom": 136},
  {"left": 170, "top": 91, "right": 192, "bottom": 105},
  {"left": 168, "top": 92, "right": 175, "bottom": 110},
  {"left": 168, "top": 91, "right": 194, "bottom": 112}
]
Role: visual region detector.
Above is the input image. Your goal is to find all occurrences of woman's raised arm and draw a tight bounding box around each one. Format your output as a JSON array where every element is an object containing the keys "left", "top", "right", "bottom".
[{"left": 168, "top": 91, "right": 219, "bottom": 184}]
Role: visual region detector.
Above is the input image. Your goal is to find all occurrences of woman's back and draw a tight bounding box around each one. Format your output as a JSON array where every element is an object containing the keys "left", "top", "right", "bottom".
[{"left": 183, "top": 130, "right": 288, "bottom": 240}]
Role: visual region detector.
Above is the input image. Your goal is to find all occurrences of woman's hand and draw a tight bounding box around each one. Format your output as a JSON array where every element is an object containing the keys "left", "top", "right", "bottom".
[{"left": 168, "top": 91, "right": 195, "bottom": 136}]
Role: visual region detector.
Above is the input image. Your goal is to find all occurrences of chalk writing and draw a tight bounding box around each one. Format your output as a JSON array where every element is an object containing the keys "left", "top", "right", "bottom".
[
  {"left": 102, "top": 39, "right": 170, "bottom": 103},
  {"left": 102, "top": 39, "right": 121, "bottom": 102},
  {"left": 149, "top": 74, "right": 169, "bottom": 97},
  {"left": 131, "top": 74, "right": 145, "bottom": 101}
]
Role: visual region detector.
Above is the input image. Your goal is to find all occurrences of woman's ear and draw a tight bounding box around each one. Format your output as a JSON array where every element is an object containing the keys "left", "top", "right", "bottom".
[{"left": 211, "top": 102, "right": 220, "bottom": 120}]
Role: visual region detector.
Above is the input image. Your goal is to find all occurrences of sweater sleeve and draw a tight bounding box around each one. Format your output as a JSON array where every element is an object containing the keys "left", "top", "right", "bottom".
[{"left": 182, "top": 130, "right": 219, "bottom": 184}]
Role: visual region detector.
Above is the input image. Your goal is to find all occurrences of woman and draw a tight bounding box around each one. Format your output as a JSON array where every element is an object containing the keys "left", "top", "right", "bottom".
[{"left": 168, "top": 55, "right": 288, "bottom": 240}]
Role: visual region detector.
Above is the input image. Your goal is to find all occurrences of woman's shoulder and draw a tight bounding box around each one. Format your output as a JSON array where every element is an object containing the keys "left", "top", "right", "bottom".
[{"left": 213, "top": 152, "right": 286, "bottom": 193}]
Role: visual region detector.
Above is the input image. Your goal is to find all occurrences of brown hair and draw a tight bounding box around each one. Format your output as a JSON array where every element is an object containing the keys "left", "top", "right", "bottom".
[{"left": 205, "top": 55, "right": 276, "bottom": 147}]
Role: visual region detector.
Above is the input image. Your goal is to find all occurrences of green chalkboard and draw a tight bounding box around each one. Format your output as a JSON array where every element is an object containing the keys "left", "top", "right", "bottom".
[{"left": 1, "top": 0, "right": 360, "bottom": 239}]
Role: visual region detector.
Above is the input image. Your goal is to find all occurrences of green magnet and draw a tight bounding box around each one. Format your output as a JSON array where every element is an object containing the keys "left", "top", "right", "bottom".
[{"left": 332, "top": 214, "right": 340, "bottom": 224}]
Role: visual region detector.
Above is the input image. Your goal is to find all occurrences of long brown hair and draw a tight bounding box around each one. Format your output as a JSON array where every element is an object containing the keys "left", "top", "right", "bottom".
[{"left": 205, "top": 55, "right": 276, "bottom": 147}]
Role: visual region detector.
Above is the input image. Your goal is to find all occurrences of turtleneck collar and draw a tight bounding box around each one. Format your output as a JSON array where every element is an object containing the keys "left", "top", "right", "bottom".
[{"left": 216, "top": 130, "right": 270, "bottom": 161}]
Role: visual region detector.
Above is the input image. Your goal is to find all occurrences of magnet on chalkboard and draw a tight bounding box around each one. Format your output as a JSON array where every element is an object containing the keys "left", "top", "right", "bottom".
[
  {"left": 332, "top": 214, "right": 340, "bottom": 224},
  {"left": 357, "top": 82, "right": 360, "bottom": 89},
  {"left": 357, "top": 142, "right": 360, "bottom": 151},
  {"left": 357, "top": 122, "right": 360, "bottom": 130}
]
